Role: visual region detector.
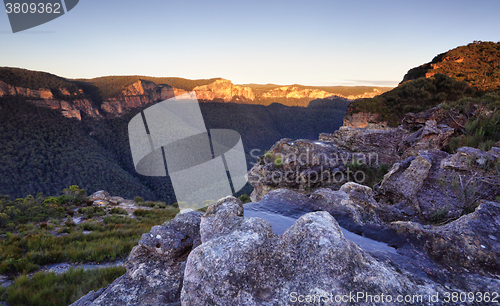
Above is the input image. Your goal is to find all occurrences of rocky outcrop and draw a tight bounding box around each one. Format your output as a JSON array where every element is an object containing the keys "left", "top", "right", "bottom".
[
  {"left": 0, "top": 80, "right": 99, "bottom": 120},
  {"left": 193, "top": 79, "right": 255, "bottom": 102},
  {"left": 261, "top": 86, "right": 383, "bottom": 101},
  {"left": 0, "top": 80, "right": 55, "bottom": 99},
  {"left": 246, "top": 138, "right": 348, "bottom": 201},
  {"left": 181, "top": 197, "right": 442, "bottom": 306},
  {"left": 73, "top": 182, "right": 500, "bottom": 306},
  {"left": 248, "top": 117, "right": 467, "bottom": 201},
  {"left": 71, "top": 211, "right": 203, "bottom": 306},
  {"left": 101, "top": 80, "right": 175, "bottom": 116},
  {"left": 392, "top": 200, "right": 500, "bottom": 273},
  {"left": 261, "top": 86, "right": 334, "bottom": 100},
  {"left": 375, "top": 148, "right": 500, "bottom": 223},
  {"left": 343, "top": 111, "right": 389, "bottom": 129}
]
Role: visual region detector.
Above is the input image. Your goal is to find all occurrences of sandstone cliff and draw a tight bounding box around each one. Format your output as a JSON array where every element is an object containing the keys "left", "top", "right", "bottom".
[
  {"left": 193, "top": 79, "right": 255, "bottom": 101},
  {"left": 0, "top": 80, "right": 99, "bottom": 120}
]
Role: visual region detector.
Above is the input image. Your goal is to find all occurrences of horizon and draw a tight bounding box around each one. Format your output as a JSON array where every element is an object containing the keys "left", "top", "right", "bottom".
[{"left": 1, "top": 1, "right": 500, "bottom": 87}]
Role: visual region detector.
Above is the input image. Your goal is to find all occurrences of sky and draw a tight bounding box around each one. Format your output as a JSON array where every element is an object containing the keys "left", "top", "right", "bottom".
[{"left": 1, "top": 0, "right": 500, "bottom": 87}]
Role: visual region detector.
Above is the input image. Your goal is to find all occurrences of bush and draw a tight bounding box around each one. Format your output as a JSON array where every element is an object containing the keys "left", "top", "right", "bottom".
[
  {"left": 77, "top": 206, "right": 106, "bottom": 218},
  {"left": 238, "top": 194, "right": 251, "bottom": 204},
  {"left": 109, "top": 207, "right": 128, "bottom": 215},
  {"left": 133, "top": 209, "right": 154, "bottom": 217},
  {"left": 430, "top": 208, "right": 449, "bottom": 224},
  {"left": 133, "top": 196, "right": 144, "bottom": 203}
]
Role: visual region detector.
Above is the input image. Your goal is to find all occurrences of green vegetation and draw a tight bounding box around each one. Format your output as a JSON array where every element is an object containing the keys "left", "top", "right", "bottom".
[
  {"left": 430, "top": 208, "right": 450, "bottom": 225},
  {"left": 1, "top": 266, "right": 125, "bottom": 306},
  {"left": 349, "top": 74, "right": 476, "bottom": 126},
  {"left": 238, "top": 194, "right": 251, "bottom": 204},
  {"left": 403, "top": 41, "right": 500, "bottom": 92},
  {"left": 0, "top": 186, "right": 179, "bottom": 275},
  {"left": 0, "top": 96, "right": 163, "bottom": 201},
  {"left": 109, "top": 207, "right": 128, "bottom": 215},
  {"left": 443, "top": 92, "right": 500, "bottom": 153}
]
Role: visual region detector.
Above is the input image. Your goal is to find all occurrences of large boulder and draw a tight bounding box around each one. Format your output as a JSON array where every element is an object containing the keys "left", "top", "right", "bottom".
[
  {"left": 310, "top": 183, "right": 383, "bottom": 226},
  {"left": 247, "top": 138, "right": 347, "bottom": 201}
]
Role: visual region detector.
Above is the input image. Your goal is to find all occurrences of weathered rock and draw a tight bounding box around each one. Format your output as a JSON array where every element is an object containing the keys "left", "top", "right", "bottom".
[
  {"left": 402, "top": 106, "right": 468, "bottom": 131},
  {"left": 200, "top": 196, "right": 244, "bottom": 242},
  {"left": 108, "top": 196, "right": 125, "bottom": 205},
  {"left": 71, "top": 211, "right": 203, "bottom": 306},
  {"left": 342, "top": 111, "right": 389, "bottom": 129},
  {"left": 261, "top": 86, "right": 334, "bottom": 100},
  {"left": 322, "top": 126, "right": 407, "bottom": 163},
  {"left": 89, "top": 190, "right": 110, "bottom": 202},
  {"left": 392, "top": 200, "right": 500, "bottom": 274},
  {"left": 376, "top": 149, "right": 500, "bottom": 223},
  {"left": 401, "top": 120, "right": 455, "bottom": 156},
  {"left": 247, "top": 138, "right": 348, "bottom": 201},
  {"left": 181, "top": 197, "right": 442, "bottom": 306},
  {"left": 310, "top": 183, "right": 383, "bottom": 226},
  {"left": 376, "top": 154, "right": 432, "bottom": 214}
]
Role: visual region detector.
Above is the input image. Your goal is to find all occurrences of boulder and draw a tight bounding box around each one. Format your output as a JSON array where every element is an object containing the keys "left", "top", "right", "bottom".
[
  {"left": 310, "top": 183, "right": 383, "bottom": 226},
  {"left": 247, "top": 138, "right": 347, "bottom": 201},
  {"left": 89, "top": 190, "right": 110, "bottom": 202}
]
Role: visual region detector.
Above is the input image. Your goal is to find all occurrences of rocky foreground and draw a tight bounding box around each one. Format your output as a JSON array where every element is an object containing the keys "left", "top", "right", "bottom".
[{"left": 73, "top": 107, "right": 500, "bottom": 305}]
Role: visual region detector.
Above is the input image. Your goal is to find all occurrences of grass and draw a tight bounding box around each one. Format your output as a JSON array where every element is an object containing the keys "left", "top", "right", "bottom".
[
  {"left": 0, "top": 186, "right": 180, "bottom": 306},
  {"left": 0, "top": 207, "right": 178, "bottom": 274},
  {"left": 346, "top": 161, "right": 390, "bottom": 188},
  {"left": 0, "top": 266, "right": 126, "bottom": 306}
]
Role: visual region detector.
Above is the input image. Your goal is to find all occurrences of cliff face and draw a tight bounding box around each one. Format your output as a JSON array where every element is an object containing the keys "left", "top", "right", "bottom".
[
  {"left": 342, "top": 110, "right": 388, "bottom": 129},
  {"left": 261, "top": 86, "right": 334, "bottom": 100},
  {"left": 193, "top": 79, "right": 255, "bottom": 101},
  {"left": 0, "top": 80, "right": 99, "bottom": 120},
  {"left": 100, "top": 80, "right": 176, "bottom": 115}
]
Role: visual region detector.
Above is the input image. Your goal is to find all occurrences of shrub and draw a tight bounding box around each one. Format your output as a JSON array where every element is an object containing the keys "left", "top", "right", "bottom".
[
  {"left": 133, "top": 209, "right": 154, "bottom": 217},
  {"left": 238, "top": 194, "right": 251, "bottom": 204},
  {"left": 430, "top": 208, "right": 449, "bottom": 224},
  {"left": 133, "top": 196, "right": 144, "bottom": 203},
  {"left": 109, "top": 207, "right": 128, "bottom": 215}
]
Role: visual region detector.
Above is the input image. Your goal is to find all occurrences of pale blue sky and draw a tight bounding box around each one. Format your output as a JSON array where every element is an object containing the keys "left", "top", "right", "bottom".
[{"left": 1, "top": 0, "right": 499, "bottom": 86}]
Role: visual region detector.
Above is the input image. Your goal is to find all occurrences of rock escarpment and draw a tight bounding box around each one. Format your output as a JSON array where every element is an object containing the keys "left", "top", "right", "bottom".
[
  {"left": 0, "top": 80, "right": 99, "bottom": 120},
  {"left": 193, "top": 79, "right": 255, "bottom": 102}
]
